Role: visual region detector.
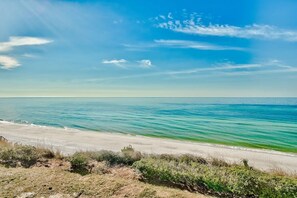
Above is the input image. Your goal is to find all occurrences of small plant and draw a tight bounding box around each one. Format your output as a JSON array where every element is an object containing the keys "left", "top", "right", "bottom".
[
  {"left": 0, "top": 145, "right": 39, "bottom": 168},
  {"left": 36, "top": 147, "right": 56, "bottom": 159},
  {"left": 0, "top": 136, "right": 9, "bottom": 147},
  {"left": 53, "top": 149, "right": 64, "bottom": 160},
  {"left": 0, "top": 147, "right": 16, "bottom": 167},
  {"left": 83, "top": 146, "right": 142, "bottom": 166},
  {"left": 120, "top": 145, "right": 142, "bottom": 165},
  {"left": 242, "top": 159, "right": 251, "bottom": 169},
  {"left": 91, "top": 161, "right": 110, "bottom": 174},
  {"left": 152, "top": 153, "right": 207, "bottom": 165},
  {"left": 210, "top": 157, "right": 229, "bottom": 167},
  {"left": 179, "top": 154, "right": 208, "bottom": 164},
  {"left": 69, "top": 152, "right": 90, "bottom": 175},
  {"left": 92, "top": 150, "right": 123, "bottom": 165}
]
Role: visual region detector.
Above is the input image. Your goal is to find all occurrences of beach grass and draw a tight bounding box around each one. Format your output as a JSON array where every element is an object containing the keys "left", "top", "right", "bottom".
[
  {"left": 133, "top": 157, "right": 297, "bottom": 197},
  {"left": 0, "top": 137, "right": 296, "bottom": 197}
]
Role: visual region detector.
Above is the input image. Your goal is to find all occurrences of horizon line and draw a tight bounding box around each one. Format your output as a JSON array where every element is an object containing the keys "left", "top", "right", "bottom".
[{"left": 1, "top": 96, "right": 297, "bottom": 98}]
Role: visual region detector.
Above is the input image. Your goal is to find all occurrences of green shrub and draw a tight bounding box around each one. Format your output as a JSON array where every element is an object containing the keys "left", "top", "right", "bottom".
[
  {"left": 80, "top": 146, "right": 142, "bottom": 166},
  {"left": 210, "top": 158, "right": 230, "bottom": 167},
  {"left": 36, "top": 147, "right": 56, "bottom": 159},
  {"left": 133, "top": 158, "right": 297, "bottom": 197},
  {"left": 150, "top": 154, "right": 207, "bottom": 165},
  {"left": 0, "top": 147, "right": 16, "bottom": 167},
  {"left": 0, "top": 145, "right": 39, "bottom": 168},
  {"left": 69, "top": 152, "right": 90, "bottom": 175},
  {"left": 120, "top": 145, "right": 142, "bottom": 165},
  {"left": 85, "top": 150, "right": 123, "bottom": 165}
]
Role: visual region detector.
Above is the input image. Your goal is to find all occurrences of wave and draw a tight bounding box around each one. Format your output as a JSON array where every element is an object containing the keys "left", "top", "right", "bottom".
[
  {"left": 0, "top": 119, "right": 61, "bottom": 130},
  {"left": 1, "top": 119, "right": 296, "bottom": 157}
]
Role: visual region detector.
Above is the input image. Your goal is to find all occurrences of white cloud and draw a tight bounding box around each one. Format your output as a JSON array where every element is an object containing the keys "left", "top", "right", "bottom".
[
  {"left": 0, "top": 56, "right": 20, "bottom": 69},
  {"left": 102, "top": 59, "right": 153, "bottom": 69},
  {"left": 102, "top": 59, "right": 127, "bottom": 67},
  {"left": 22, "top": 53, "right": 37, "bottom": 58},
  {"left": 0, "top": 36, "right": 53, "bottom": 52},
  {"left": 155, "top": 39, "right": 244, "bottom": 51},
  {"left": 0, "top": 36, "right": 52, "bottom": 70},
  {"left": 102, "top": 59, "right": 127, "bottom": 64},
  {"left": 137, "top": 59, "right": 152, "bottom": 68},
  {"left": 156, "top": 14, "right": 297, "bottom": 41}
]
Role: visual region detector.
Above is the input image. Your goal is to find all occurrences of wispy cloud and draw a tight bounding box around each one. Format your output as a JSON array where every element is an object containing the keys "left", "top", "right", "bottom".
[
  {"left": 22, "top": 53, "right": 37, "bottom": 58},
  {"left": 0, "top": 36, "right": 52, "bottom": 52},
  {"left": 0, "top": 56, "right": 20, "bottom": 70},
  {"left": 156, "top": 13, "right": 297, "bottom": 42},
  {"left": 165, "top": 63, "right": 263, "bottom": 75},
  {"left": 85, "top": 60, "right": 297, "bottom": 82},
  {"left": 155, "top": 39, "right": 244, "bottom": 51},
  {"left": 166, "top": 61, "right": 297, "bottom": 79},
  {"left": 218, "top": 67, "right": 297, "bottom": 77},
  {"left": 0, "top": 36, "right": 52, "bottom": 70},
  {"left": 165, "top": 60, "right": 297, "bottom": 76},
  {"left": 123, "top": 43, "right": 155, "bottom": 51},
  {"left": 137, "top": 59, "right": 153, "bottom": 68},
  {"left": 102, "top": 59, "right": 128, "bottom": 68},
  {"left": 124, "top": 39, "right": 243, "bottom": 51},
  {"left": 102, "top": 59, "right": 153, "bottom": 69}
]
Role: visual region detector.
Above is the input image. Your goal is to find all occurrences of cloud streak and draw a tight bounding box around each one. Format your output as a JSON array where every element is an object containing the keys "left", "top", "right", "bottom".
[
  {"left": 102, "top": 59, "right": 127, "bottom": 67},
  {"left": 0, "top": 36, "right": 52, "bottom": 52},
  {"left": 124, "top": 40, "right": 243, "bottom": 51},
  {"left": 0, "top": 36, "right": 52, "bottom": 70},
  {"left": 86, "top": 60, "right": 297, "bottom": 82},
  {"left": 102, "top": 59, "right": 153, "bottom": 69},
  {"left": 156, "top": 14, "right": 297, "bottom": 41},
  {"left": 155, "top": 39, "right": 244, "bottom": 51},
  {"left": 0, "top": 56, "right": 20, "bottom": 69}
]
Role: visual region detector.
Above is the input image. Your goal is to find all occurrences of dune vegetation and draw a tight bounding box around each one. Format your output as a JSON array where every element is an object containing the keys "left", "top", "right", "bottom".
[{"left": 0, "top": 137, "right": 296, "bottom": 198}]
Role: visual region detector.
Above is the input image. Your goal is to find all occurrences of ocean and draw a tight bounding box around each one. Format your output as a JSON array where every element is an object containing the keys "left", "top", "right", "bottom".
[{"left": 0, "top": 97, "right": 296, "bottom": 153}]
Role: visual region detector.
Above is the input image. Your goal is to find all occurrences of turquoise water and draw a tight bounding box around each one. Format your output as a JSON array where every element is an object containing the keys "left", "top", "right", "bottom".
[{"left": 0, "top": 97, "right": 297, "bottom": 152}]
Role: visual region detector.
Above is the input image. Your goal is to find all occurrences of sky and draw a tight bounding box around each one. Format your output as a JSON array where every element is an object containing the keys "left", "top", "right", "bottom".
[{"left": 1, "top": 0, "right": 297, "bottom": 97}]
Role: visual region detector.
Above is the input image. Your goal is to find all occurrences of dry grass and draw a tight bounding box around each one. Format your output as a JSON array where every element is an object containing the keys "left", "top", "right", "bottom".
[
  {"left": 0, "top": 138, "right": 206, "bottom": 197},
  {"left": 0, "top": 165, "right": 206, "bottom": 198},
  {"left": 270, "top": 167, "right": 297, "bottom": 179},
  {"left": 0, "top": 136, "right": 10, "bottom": 147}
]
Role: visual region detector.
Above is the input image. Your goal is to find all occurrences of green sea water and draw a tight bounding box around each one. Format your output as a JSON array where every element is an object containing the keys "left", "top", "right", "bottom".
[{"left": 0, "top": 97, "right": 296, "bottom": 153}]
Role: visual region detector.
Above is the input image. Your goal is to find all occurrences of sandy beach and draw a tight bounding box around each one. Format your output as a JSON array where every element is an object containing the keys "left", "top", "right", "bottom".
[{"left": 1, "top": 120, "right": 296, "bottom": 173}]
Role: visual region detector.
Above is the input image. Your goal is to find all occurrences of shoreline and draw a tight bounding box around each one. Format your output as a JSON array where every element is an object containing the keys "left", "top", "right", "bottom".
[
  {"left": 142, "top": 134, "right": 297, "bottom": 154},
  {"left": 1, "top": 120, "right": 295, "bottom": 154},
  {"left": 1, "top": 120, "right": 297, "bottom": 173}
]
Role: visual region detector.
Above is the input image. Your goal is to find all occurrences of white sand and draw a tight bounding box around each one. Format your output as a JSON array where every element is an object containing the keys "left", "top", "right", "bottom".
[{"left": 1, "top": 121, "right": 296, "bottom": 173}]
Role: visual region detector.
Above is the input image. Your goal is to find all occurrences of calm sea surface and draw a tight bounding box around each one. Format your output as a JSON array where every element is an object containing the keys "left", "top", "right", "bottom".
[{"left": 0, "top": 97, "right": 296, "bottom": 152}]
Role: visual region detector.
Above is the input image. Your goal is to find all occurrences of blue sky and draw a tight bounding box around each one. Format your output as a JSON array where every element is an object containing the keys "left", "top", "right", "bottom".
[{"left": 1, "top": 0, "right": 297, "bottom": 97}]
